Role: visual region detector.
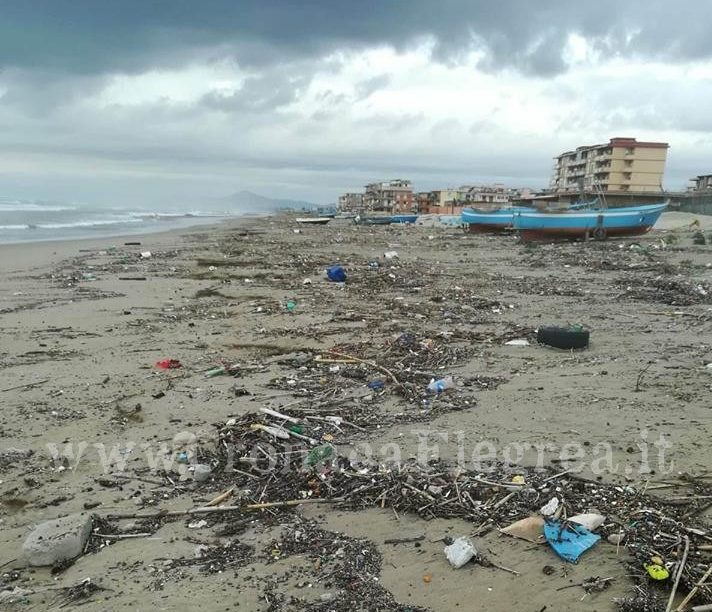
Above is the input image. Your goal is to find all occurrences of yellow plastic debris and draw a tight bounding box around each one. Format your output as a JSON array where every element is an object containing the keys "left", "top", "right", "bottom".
[
  {"left": 511, "top": 475, "right": 526, "bottom": 485},
  {"left": 645, "top": 563, "right": 669, "bottom": 580}
]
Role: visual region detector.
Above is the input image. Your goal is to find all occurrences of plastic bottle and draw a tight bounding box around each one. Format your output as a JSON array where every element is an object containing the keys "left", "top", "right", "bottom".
[{"left": 427, "top": 376, "right": 455, "bottom": 394}]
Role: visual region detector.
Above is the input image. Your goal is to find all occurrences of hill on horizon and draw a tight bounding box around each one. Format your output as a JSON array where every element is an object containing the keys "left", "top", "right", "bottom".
[{"left": 212, "top": 190, "right": 321, "bottom": 212}]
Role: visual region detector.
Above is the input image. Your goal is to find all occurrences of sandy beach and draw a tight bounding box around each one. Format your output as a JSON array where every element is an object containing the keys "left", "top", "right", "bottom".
[{"left": 2, "top": 212, "right": 712, "bottom": 611}]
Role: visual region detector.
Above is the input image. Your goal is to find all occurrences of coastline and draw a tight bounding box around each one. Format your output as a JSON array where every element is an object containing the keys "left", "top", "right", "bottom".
[{"left": 1, "top": 211, "right": 711, "bottom": 610}]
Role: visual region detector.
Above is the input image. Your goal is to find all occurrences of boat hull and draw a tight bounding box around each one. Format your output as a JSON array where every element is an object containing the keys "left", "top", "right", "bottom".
[
  {"left": 465, "top": 221, "right": 512, "bottom": 233},
  {"left": 355, "top": 216, "right": 392, "bottom": 225},
  {"left": 462, "top": 207, "right": 530, "bottom": 233},
  {"left": 390, "top": 214, "right": 418, "bottom": 224},
  {"left": 514, "top": 203, "right": 667, "bottom": 241},
  {"left": 519, "top": 224, "right": 655, "bottom": 241}
]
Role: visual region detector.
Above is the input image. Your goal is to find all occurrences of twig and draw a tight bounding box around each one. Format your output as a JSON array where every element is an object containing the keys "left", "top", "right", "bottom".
[
  {"left": 487, "top": 560, "right": 520, "bottom": 576},
  {"left": 94, "top": 533, "right": 153, "bottom": 540},
  {"left": 107, "top": 497, "right": 338, "bottom": 520},
  {"left": 666, "top": 535, "right": 690, "bottom": 612},
  {"left": 471, "top": 476, "right": 524, "bottom": 490},
  {"left": 676, "top": 564, "right": 712, "bottom": 611},
  {"left": 206, "top": 488, "right": 234, "bottom": 507},
  {"left": 635, "top": 361, "right": 654, "bottom": 392},
  {"left": 245, "top": 497, "right": 341, "bottom": 510},
  {"left": 383, "top": 535, "right": 425, "bottom": 545},
  {"left": 1, "top": 378, "right": 50, "bottom": 392},
  {"left": 556, "top": 577, "right": 614, "bottom": 592},
  {"left": 325, "top": 349, "right": 401, "bottom": 385},
  {"left": 107, "top": 505, "right": 244, "bottom": 520}
]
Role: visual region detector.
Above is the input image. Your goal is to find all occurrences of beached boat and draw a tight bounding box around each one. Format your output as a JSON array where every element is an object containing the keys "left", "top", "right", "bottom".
[
  {"left": 513, "top": 202, "right": 668, "bottom": 241},
  {"left": 390, "top": 214, "right": 418, "bottom": 224},
  {"left": 354, "top": 215, "right": 392, "bottom": 225},
  {"left": 461, "top": 207, "right": 531, "bottom": 233},
  {"left": 296, "top": 217, "right": 331, "bottom": 225}
]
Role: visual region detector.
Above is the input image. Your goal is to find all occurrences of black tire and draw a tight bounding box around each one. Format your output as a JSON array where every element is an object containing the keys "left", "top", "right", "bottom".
[
  {"left": 537, "top": 326, "right": 589, "bottom": 350},
  {"left": 593, "top": 226, "right": 607, "bottom": 240}
]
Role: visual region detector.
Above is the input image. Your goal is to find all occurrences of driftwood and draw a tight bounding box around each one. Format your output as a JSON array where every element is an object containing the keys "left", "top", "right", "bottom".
[
  {"left": 666, "top": 535, "right": 690, "bottom": 612},
  {"left": 206, "top": 488, "right": 235, "bottom": 507},
  {"left": 1, "top": 379, "right": 50, "bottom": 393},
  {"left": 106, "top": 497, "right": 338, "bottom": 520},
  {"left": 94, "top": 533, "right": 153, "bottom": 540},
  {"left": 676, "top": 564, "right": 712, "bottom": 611}
]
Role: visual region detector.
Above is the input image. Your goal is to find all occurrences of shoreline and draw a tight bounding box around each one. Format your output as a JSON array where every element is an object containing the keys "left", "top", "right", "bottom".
[{"left": 0, "top": 215, "right": 263, "bottom": 274}]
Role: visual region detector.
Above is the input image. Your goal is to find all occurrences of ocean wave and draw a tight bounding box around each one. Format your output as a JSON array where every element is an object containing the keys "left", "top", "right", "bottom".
[
  {"left": 34, "top": 218, "right": 145, "bottom": 230},
  {"left": 128, "top": 211, "right": 227, "bottom": 219},
  {"left": 0, "top": 224, "right": 31, "bottom": 230},
  {"left": 0, "top": 202, "right": 78, "bottom": 212}
]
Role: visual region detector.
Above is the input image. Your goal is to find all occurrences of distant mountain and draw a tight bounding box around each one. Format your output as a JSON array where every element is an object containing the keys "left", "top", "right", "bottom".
[{"left": 213, "top": 190, "right": 318, "bottom": 212}]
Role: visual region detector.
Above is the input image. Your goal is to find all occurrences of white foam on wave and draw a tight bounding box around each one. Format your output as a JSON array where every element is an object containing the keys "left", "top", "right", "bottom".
[
  {"left": 35, "top": 218, "right": 145, "bottom": 230},
  {"left": 0, "top": 203, "right": 78, "bottom": 212}
]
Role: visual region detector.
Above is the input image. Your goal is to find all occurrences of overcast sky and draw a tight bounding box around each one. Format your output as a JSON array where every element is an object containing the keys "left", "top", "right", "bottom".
[{"left": 1, "top": 1, "right": 711, "bottom": 206}]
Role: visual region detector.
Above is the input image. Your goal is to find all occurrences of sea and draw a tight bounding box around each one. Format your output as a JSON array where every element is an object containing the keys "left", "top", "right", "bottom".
[{"left": 0, "top": 198, "right": 243, "bottom": 245}]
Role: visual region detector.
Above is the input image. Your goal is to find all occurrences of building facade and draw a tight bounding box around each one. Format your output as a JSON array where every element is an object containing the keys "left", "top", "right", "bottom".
[
  {"left": 463, "top": 184, "right": 509, "bottom": 206},
  {"left": 550, "top": 137, "right": 669, "bottom": 194},
  {"left": 690, "top": 174, "right": 712, "bottom": 192},
  {"left": 363, "top": 179, "right": 414, "bottom": 212},
  {"left": 338, "top": 192, "right": 365, "bottom": 212}
]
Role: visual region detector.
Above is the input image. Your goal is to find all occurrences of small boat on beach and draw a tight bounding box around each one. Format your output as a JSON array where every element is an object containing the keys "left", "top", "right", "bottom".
[
  {"left": 296, "top": 217, "right": 331, "bottom": 225},
  {"left": 354, "top": 215, "right": 392, "bottom": 225},
  {"left": 390, "top": 214, "right": 418, "bottom": 224},
  {"left": 461, "top": 207, "right": 531, "bottom": 233},
  {"left": 513, "top": 202, "right": 668, "bottom": 241}
]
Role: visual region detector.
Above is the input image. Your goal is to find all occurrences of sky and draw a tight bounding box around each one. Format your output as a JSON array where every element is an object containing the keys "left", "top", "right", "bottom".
[{"left": 1, "top": 0, "right": 711, "bottom": 206}]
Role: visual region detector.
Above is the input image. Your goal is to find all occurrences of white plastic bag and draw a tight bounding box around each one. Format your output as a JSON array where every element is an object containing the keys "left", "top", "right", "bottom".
[{"left": 444, "top": 536, "right": 477, "bottom": 569}]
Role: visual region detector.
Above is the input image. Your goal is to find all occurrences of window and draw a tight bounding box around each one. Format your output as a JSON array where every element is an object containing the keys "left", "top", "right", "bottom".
[
  {"left": 625, "top": 147, "right": 635, "bottom": 155},
  {"left": 624, "top": 160, "right": 633, "bottom": 167}
]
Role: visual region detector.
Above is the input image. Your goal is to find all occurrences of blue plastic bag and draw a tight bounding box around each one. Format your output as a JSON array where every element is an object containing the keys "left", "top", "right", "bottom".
[
  {"left": 326, "top": 265, "right": 346, "bottom": 282},
  {"left": 544, "top": 520, "right": 600, "bottom": 563}
]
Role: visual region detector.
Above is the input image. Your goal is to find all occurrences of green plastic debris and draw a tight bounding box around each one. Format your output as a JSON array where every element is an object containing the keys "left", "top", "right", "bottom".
[
  {"left": 307, "top": 444, "right": 334, "bottom": 466},
  {"left": 289, "top": 425, "right": 304, "bottom": 434},
  {"left": 286, "top": 299, "right": 297, "bottom": 312},
  {"left": 206, "top": 366, "right": 227, "bottom": 377}
]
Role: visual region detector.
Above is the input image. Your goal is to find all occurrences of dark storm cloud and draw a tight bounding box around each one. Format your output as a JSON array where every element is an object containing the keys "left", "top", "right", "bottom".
[{"left": 2, "top": 0, "right": 711, "bottom": 77}]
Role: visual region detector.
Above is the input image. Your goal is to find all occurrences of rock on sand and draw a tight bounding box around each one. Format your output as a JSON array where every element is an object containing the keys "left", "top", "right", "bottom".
[{"left": 22, "top": 513, "right": 93, "bottom": 566}]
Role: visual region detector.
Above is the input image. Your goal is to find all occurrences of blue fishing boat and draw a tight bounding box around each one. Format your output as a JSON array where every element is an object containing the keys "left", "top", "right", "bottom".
[
  {"left": 390, "top": 214, "right": 418, "bottom": 224},
  {"left": 513, "top": 202, "right": 668, "bottom": 241},
  {"left": 461, "top": 207, "right": 532, "bottom": 233}
]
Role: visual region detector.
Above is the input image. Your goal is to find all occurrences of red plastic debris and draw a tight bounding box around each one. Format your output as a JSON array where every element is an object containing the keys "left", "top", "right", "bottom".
[{"left": 156, "top": 359, "right": 182, "bottom": 369}]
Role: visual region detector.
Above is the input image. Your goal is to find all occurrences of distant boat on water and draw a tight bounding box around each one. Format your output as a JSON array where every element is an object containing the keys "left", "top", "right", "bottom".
[{"left": 513, "top": 202, "right": 668, "bottom": 241}]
